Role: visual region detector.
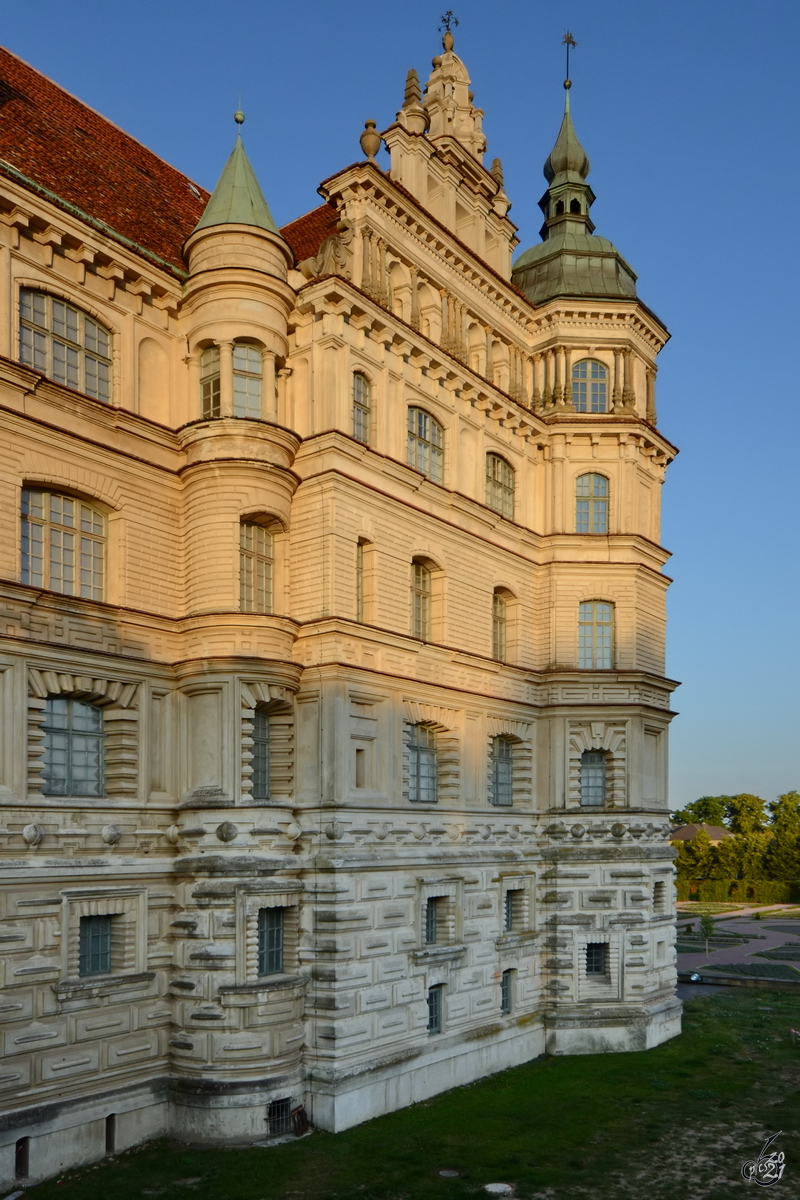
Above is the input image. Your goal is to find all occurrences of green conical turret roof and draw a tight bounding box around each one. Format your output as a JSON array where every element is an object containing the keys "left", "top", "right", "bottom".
[{"left": 193, "top": 132, "right": 278, "bottom": 235}]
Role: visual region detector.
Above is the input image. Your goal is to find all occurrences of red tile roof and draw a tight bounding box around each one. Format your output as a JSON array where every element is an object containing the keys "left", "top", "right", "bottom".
[
  {"left": 670, "top": 823, "right": 734, "bottom": 843},
  {"left": 0, "top": 46, "right": 210, "bottom": 274},
  {"left": 280, "top": 203, "right": 340, "bottom": 263}
]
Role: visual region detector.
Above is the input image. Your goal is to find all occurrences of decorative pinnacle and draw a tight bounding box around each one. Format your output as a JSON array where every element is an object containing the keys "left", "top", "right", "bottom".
[
  {"left": 404, "top": 68, "right": 422, "bottom": 107},
  {"left": 234, "top": 109, "right": 245, "bottom": 125}
]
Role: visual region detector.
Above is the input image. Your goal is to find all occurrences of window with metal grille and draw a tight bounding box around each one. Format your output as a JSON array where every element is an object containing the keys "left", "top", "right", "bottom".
[
  {"left": 240, "top": 522, "right": 273, "bottom": 613},
  {"left": 79, "top": 914, "right": 112, "bottom": 976},
  {"left": 492, "top": 591, "right": 507, "bottom": 660},
  {"left": 407, "top": 407, "right": 444, "bottom": 482},
  {"left": 200, "top": 346, "right": 221, "bottom": 418},
  {"left": 427, "top": 984, "right": 443, "bottom": 1034},
  {"left": 485, "top": 454, "right": 514, "bottom": 518},
  {"left": 575, "top": 473, "right": 609, "bottom": 534},
  {"left": 21, "top": 489, "right": 105, "bottom": 600},
  {"left": 233, "top": 343, "right": 262, "bottom": 418},
  {"left": 408, "top": 724, "right": 438, "bottom": 803},
  {"left": 490, "top": 737, "right": 513, "bottom": 806},
  {"left": 42, "top": 697, "right": 104, "bottom": 797},
  {"left": 586, "top": 942, "right": 608, "bottom": 975},
  {"left": 257, "top": 907, "right": 284, "bottom": 975},
  {"left": 580, "top": 750, "right": 607, "bottom": 806},
  {"left": 500, "top": 968, "right": 514, "bottom": 1015},
  {"left": 425, "top": 896, "right": 445, "bottom": 944},
  {"left": 410, "top": 560, "right": 431, "bottom": 641},
  {"left": 267, "top": 1097, "right": 292, "bottom": 1136},
  {"left": 578, "top": 601, "right": 614, "bottom": 668},
  {"left": 572, "top": 360, "right": 607, "bottom": 413},
  {"left": 251, "top": 708, "right": 270, "bottom": 799},
  {"left": 653, "top": 880, "right": 667, "bottom": 915},
  {"left": 20, "top": 289, "right": 112, "bottom": 402},
  {"left": 353, "top": 372, "right": 371, "bottom": 443}
]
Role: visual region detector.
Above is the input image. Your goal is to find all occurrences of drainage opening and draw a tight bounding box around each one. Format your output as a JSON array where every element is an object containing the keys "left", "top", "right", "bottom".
[{"left": 15, "top": 1136, "right": 30, "bottom": 1180}]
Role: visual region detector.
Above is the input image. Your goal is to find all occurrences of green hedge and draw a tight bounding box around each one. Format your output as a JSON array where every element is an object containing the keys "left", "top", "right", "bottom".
[{"left": 676, "top": 879, "right": 800, "bottom": 903}]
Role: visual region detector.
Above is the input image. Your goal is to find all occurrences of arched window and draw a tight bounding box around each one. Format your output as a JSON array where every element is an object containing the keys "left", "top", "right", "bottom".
[
  {"left": 42, "top": 696, "right": 104, "bottom": 797},
  {"left": 353, "top": 372, "right": 371, "bottom": 443},
  {"left": 200, "top": 346, "right": 220, "bottom": 418},
  {"left": 492, "top": 590, "right": 507, "bottom": 660},
  {"left": 19, "top": 289, "right": 112, "bottom": 402},
  {"left": 407, "top": 407, "right": 444, "bottom": 483},
  {"left": 233, "top": 343, "right": 262, "bottom": 419},
  {"left": 240, "top": 522, "right": 273, "bottom": 613},
  {"left": 580, "top": 750, "right": 607, "bottom": 807},
  {"left": 576, "top": 473, "right": 609, "bottom": 534},
  {"left": 570, "top": 198, "right": 581, "bottom": 214},
  {"left": 408, "top": 724, "right": 438, "bottom": 803},
  {"left": 486, "top": 454, "right": 514, "bottom": 518},
  {"left": 578, "top": 601, "right": 614, "bottom": 668},
  {"left": 251, "top": 707, "right": 270, "bottom": 799},
  {"left": 21, "top": 488, "right": 105, "bottom": 600},
  {"left": 411, "top": 559, "right": 431, "bottom": 641},
  {"left": 490, "top": 736, "right": 513, "bottom": 806},
  {"left": 572, "top": 360, "right": 608, "bottom": 413}
]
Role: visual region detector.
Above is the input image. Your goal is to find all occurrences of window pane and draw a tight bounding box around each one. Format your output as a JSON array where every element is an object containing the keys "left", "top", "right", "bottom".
[
  {"left": 19, "top": 291, "right": 111, "bottom": 401},
  {"left": 492, "top": 737, "right": 513, "bottom": 806},
  {"left": 251, "top": 710, "right": 270, "bottom": 799},
  {"left": 79, "top": 915, "right": 112, "bottom": 976},
  {"left": 42, "top": 697, "right": 104, "bottom": 797},
  {"left": 492, "top": 591, "right": 507, "bottom": 660},
  {"left": 409, "top": 724, "right": 438, "bottom": 803},
  {"left": 240, "top": 523, "right": 273, "bottom": 613},
  {"left": 353, "top": 373, "right": 371, "bottom": 442},
  {"left": 408, "top": 408, "right": 444, "bottom": 483},
  {"left": 258, "top": 907, "right": 284, "bottom": 975},
  {"left": 586, "top": 943, "right": 607, "bottom": 974},
  {"left": 580, "top": 750, "right": 606, "bottom": 806}
]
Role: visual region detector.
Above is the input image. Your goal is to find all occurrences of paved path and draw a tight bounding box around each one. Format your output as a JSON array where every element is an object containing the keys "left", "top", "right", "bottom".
[{"left": 676, "top": 910, "right": 800, "bottom": 979}]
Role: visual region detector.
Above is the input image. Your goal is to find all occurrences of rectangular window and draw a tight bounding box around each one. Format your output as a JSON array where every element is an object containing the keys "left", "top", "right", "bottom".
[
  {"left": 492, "top": 592, "right": 507, "bottom": 660},
  {"left": 356, "top": 540, "right": 364, "bottom": 622},
  {"left": 580, "top": 751, "right": 607, "bottom": 807},
  {"left": 251, "top": 709, "right": 270, "bottom": 799},
  {"left": 355, "top": 747, "right": 366, "bottom": 788},
  {"left": 411, "top": 561, "right": 431, "bottom": 641},
  {"left": 79, "top": 914, "right": 112, "bottom": 976},
  {"left": 42, "top": 696, "right": 104, "bottom": 797},
  {"left": 504, "top": 888, "right": 526, "bottom": 932},
  {"left": 200, "top": 346, "right": 221, "bottom": 419},
  {"left": 257, "top": 907, "right": 284, "bottom": 975},
  {"left": 240, "top": 523, "right": 273, "bottom": 613},
  {"left": 427, "top": 984, "right": 443, "bottom": 1034},
  {"left": 267, "top": 1098, "right": 292, "bottom": 1137},
  {"left": 425, "top": 896, "right": 443, "bottom": 944},
  {"left": 586, "top": 942, "right": 608, "bottom": 975},
  {"left": 233, "top": 344, "right": 262, "bottom": 419},
  {"left": 653, "top": 880, "right": 666, "bottom": 915},
  {"left": 408, "top": 724, "right": 438, "bottom": 803},
  {"left": 490, "top": 737, "right": 513, "bottom": 806},
  {"left": 21, "top": 489, "right": 105, "bottom": 601},
  {"left": 500, "top": 968, "right": 514, "bottom": 1015},
  {"left": 578, "top": 601, "right": 613, "bottom": 669},
  {"left": 353, "top": 373, "right": 371, "bottom": 443}
]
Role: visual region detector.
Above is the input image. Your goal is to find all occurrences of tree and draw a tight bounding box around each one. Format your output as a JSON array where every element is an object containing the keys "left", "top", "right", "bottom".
[
  {"left": 726, "top": 793, "right": 767, "bottom": 835},
  {"left": 674, "top": 827, "right": 713, "bottom": 881},
  {"left": 763, "top": 791, "right": 800, "bottom": 880},
  {"left": 699, "top": 912, "right": 715, "bottom": 957},
  {"left": 671, "top": 796, "right": 728, "bottom": 828}
]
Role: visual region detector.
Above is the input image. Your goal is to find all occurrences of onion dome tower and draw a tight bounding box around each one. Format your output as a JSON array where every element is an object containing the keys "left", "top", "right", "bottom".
[{"left": 511, "top": 83, "right": 637, "bottom": 304}]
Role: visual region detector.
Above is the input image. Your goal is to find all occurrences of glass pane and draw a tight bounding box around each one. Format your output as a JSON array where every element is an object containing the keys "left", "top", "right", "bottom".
[
  {"left": 258, "top": 907, "right": 284, "bottom": 975},
  {"left": 79, "top": 915, "right": 112, "bottom": 976},
  {"left": 251, "top": 710, "right": 270, "bottom": 798}
]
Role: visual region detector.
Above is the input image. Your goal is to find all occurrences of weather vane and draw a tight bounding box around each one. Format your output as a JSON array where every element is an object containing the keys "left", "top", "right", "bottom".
[
  {"left": 439, "top": 10, "right": 459, "bottom": 34},
  {"left": 563, "top": 30, "right": 577, "bottom": 87}
]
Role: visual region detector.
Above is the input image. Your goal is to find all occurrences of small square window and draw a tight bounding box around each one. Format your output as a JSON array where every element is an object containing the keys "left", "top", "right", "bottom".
[
  {"left": 586, "top": 942, "right": 608, "bottom": 976},
  {"left": 267, "top": 1097, "right": 292, "bottom": 1136}
]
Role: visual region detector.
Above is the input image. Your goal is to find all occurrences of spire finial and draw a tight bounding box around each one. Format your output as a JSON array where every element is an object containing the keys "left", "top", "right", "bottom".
[
  {"left": 562, "top": 30, "right": 577, "bottom": 92},
  {"left": 439, "top": 10, "right": 458, "bottom": 51}
]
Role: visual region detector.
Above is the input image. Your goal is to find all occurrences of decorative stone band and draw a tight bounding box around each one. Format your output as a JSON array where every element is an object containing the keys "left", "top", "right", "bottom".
[{"left": 27, "top": 668, "right": 139, "bottom": 799}]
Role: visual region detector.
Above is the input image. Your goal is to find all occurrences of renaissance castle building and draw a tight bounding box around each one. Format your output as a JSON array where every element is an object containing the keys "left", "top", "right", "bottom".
[{"left": 0, "top": 31, "right": 680, "bottom": 1188}]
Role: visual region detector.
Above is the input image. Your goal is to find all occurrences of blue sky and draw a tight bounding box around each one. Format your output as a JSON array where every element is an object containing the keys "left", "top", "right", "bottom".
[{"left": 3, "top": 0, "right": 798, "bottom": 808}]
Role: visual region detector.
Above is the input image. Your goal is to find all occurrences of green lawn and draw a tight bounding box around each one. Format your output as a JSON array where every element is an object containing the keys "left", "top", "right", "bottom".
[{"left": 26, "top": 990, "right": 800, "bottom": 1200}]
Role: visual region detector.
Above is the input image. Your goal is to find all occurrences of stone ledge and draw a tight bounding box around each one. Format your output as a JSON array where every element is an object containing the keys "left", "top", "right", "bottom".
[{"left": 52, "top": 971, "right": 155, "bottom": 999}]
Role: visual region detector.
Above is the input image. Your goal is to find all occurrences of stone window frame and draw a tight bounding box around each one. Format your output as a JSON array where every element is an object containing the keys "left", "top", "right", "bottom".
[
  {"left": 567, "top": 722, "right": 626, "bottom": 810},
  {"left": 576, "top": 931, "right": 620, "bottom": 1000},
  {"left": 402, "top": 701, "right": 460, "bottom": 806},
  {"left": 27, "top": 668, "right": 139, "bottom": 800},
  {"left": 235, "top": 881, "right": 302, "bottom": 985},
  {"left": 417, "top": 876, "right": 463, "bottom": 950},
  {"left": 240, "top": 682, "right": 295, "bottom": 805},
  {"left": 486, "top": 718, "right": 532, "bottom": 808},
  {"left": 60, "top": 886, "right": 147, "bottom": 981}
]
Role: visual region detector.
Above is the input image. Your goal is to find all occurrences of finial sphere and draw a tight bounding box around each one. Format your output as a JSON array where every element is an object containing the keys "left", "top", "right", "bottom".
[
  {"left": 564, "top": 79, "right": 572, "bottom": 90},
  {"left": 234, "top": 110, "right": 245, "bottom": 125}
]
